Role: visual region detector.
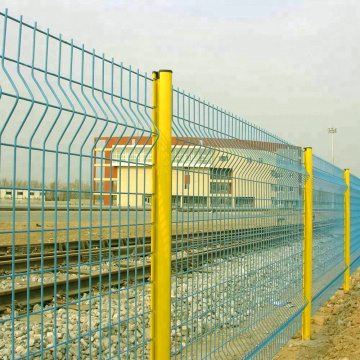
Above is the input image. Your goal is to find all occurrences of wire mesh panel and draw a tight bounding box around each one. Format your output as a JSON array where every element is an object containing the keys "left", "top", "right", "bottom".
[
  {"left": 3, "top": 7, "right": 360, "bottom": 360},
  {"left": 311, "top": 156, "right": 347, "bottom": 314},
  {"left": 170, "top": 90, "right": 307, "bottom": 359},
  {"left": 350, "top": 174, "right": 360, "bottom": 273},
  {"left": 0, "top": 9, "right": 154, "bottom": 359}
]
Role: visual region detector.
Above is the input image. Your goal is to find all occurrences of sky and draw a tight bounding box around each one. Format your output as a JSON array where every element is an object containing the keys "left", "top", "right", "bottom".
[{"left": 1, "top": 0, "right": 360, "bottom": 175}]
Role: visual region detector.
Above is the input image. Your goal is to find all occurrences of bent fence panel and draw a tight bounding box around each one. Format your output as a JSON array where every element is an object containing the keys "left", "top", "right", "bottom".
[
  {"left": 1, "top": 7, "right": 360, "bottom": 360},
  {"left": 311, "top": 156, "right": 347, "bottom": 314},
  {"left": 0, "top": 10, "right": 155, "bottom": 359},
  {"left": 170, "top": 90, "right": 307, "bottom": 359}
]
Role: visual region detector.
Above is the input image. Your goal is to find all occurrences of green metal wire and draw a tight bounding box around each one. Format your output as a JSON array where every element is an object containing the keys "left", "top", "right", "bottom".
[
  {"left": 1, "top": 7, "right": 360, "bottom": 360},
  {"left": 0, "top": 9, "right": 154, "bottom": 360},
  {"left": 311, "top": 155, "right": 347, "bottom": 315},
  {"left": 170, "top": 89, "right": 306, "bottom": 359},
  {"left": 350, "top": 174, "right": 360, "bottom": 273}
]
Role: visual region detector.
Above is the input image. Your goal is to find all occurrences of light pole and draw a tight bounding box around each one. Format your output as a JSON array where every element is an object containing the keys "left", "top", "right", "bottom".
[{"left": 328, "top": 127, "right": 337, "bottom": 165}]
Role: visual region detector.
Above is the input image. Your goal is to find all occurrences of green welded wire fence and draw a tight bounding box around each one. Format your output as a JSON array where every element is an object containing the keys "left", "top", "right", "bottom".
[
  {"left": 0, "top": 9, "right": 155, "bottom": 360},
  {"left": 350, "top": 174, "right": 360, "bottom": 273},
  {"left": 170, "top": 90, "right": 307, "bottom": 359},
  {"left": 311, "top": 156, "right": 347, "bottom": 314},
  {"left": 1, "top": 7, "right": 360, "bottom": 360}
]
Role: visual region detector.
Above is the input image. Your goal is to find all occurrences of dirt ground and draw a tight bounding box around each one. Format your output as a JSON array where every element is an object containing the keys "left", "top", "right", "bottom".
[{"left": 274, "top": 267, "right": 360, "bottom": 360}]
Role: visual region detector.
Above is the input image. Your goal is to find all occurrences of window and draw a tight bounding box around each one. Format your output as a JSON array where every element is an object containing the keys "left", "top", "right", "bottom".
[
  {"left": 210, "top": 197, "right": 232, "bottom": 207},
  {"left": 271, "top": 170, "right": 283, "bottom": 179},
  {"left": 111, "top": 181, "right": 117, "bottom": 192},
  {"left": 171, "top": 196, "right": 178, "bottom": 205},
  {"left": 17, "top": 191, "right": 23, "bottom": 196},
  {"left": 286, "top": 200, "right": 299, "bottom": 209},
  {"left": 173, "top": 148, "right": 185, "bottom": 163},
  {"left": 219, "top": 155, "right": 228, "bottom": 162},
  {"left": 184, "top": 174, "right": 190, "bottom": 190},
  {"left": 210, "top": 182, "right": 230, "bottom": 194},
  {"left": 115, "top": 146, "right": 211, "bottom": 166},
  {"left": 279, "top": 186, "right": 284, "bottom": 192},
  {"left": 193, "top": 196, "right": 207, "bottom": 206},
  {"left": 181, "top": 196, "right": 208, "bottom": 207},
  {"left": 290, "top": 187, "right": 294, "bottom": 192},
  {"left": 5, "top": 191, "right": 12, "bottom": 196},
  {"left": 271, "top": 184, "right": 278, "bottom": 192},
  {"left": 113, "top": 147, "right": 152, "bottom": 164},
  {"left": 111, "top": 149, "right": 121, "bottom": 161},
  {"left": 172, "top": 148, "right": 211, "bottom": 165},
  {"left": 30, "top": 192, "right": 35, "bottom": 196},
  {"left": 198, "top": 151, "right": 212, "bottom": 164},
  {"left": 276, "top": 158, "right": 286, "bottom": 166},
  {"left": 144, "top": 195, "right": 152, "bottom": 205},
  {"left": 129, "top": 150, "right": 138, "bottom": 163},
  {"left": 235, "top": 197, "right": 255, "bottom": 208},
  {"left": 271, "top": 199, "right": 285, "bottom": 208},
  {"left": 210, "top": 168, "right": 232, "bottom": 180},
  {"left": 120, "top": 149, "right": 130, "bottom": 161}
]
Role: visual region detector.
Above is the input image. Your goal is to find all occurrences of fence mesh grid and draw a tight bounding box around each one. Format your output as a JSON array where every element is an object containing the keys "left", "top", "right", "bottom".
[
  {"left": 350, "top": 174, "right": 360, "bottom": 273},
  {"left": 0, "top": 10, "right": 155, "bottom": 359},
  {"left": 311, "top": 155, "right": 347, "bottom": 314},
  {"left": 1, "top": 7, "right": 360, "bottom": 360},
  {"left": 170, "top": 90, "right": 307, "bottom": 359}
]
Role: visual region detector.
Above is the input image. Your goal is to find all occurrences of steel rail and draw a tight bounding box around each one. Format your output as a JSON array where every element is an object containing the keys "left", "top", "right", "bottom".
[
  {"left": 0, "top": 227, "right": 305, "bottom": 311},
  {"left": 0, "top": 221, "right": 306, "bottom": 255}
]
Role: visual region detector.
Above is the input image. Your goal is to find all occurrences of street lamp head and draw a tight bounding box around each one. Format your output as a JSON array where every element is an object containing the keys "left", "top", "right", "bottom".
[{"left": 328, "top": 127, "right": 337, "bottom": 165}]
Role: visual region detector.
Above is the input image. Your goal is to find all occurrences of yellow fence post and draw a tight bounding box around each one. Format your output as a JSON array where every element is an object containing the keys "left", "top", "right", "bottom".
[
  {"left": 151, "top": 70, "right": 173, "bottom": 360},
  {"left": 302, "top": 147, "right": 313, "bottom": 340},
  {"left": 344, "top": 169, "right": 350, "bottom": 291}
]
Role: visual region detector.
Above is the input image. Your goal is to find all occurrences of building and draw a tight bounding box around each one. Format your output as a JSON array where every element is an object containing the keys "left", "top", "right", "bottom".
[
  {"left": 0, "top": 189, "right": 43, "bottom": 200},
  {"left": 93, "top": 137, "right": 302, "bottom": 209}
]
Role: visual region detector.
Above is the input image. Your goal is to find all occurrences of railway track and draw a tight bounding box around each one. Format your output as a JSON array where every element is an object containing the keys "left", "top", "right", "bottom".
[
  {"left": 0, "top": 222, "right": 304, "bottom": 255},
  {"left": 0, "top": 236, "right": 150, "bottom": 255},
  {"left": 0, "top": 220, "right": 336, "bottom": 311},
  {"left": 0, "top": 245, "right": 151, "bottom": 273},
  {"left": 0, "top": 234, "right": 294, "bottom": 311},
  {"left": 0, "top": 223, "right": 305, "bottom": 273}
]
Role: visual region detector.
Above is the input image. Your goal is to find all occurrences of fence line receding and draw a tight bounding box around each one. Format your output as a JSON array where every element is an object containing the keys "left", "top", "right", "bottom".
[{"left": 0, "top": 9, "right": 360, "bottom": 360}]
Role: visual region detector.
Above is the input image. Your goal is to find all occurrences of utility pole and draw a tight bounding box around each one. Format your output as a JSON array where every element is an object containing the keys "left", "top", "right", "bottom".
[{"left": 328, "top": 127, "right": 337, "bottom": 165}]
